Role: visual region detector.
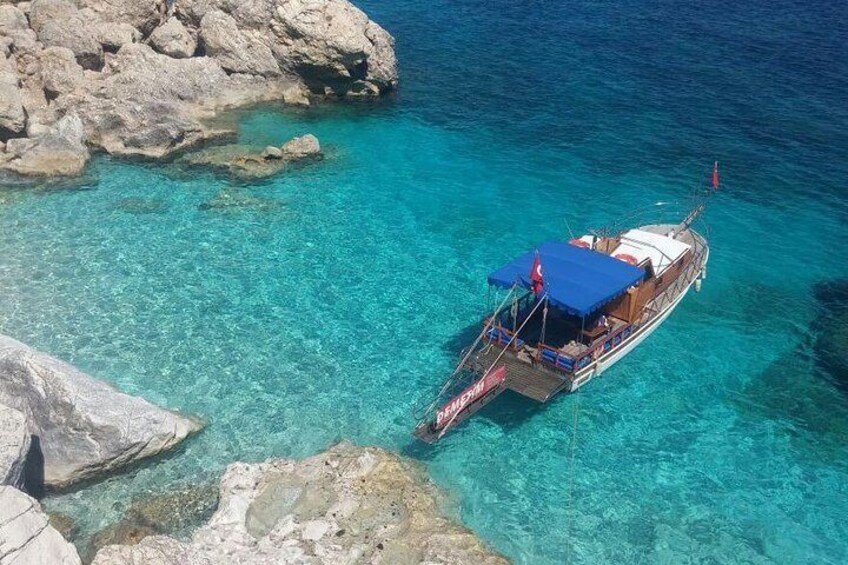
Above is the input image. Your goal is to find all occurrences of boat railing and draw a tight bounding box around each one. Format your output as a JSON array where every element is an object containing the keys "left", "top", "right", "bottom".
[
  {"left": 639, "top": 229, "right": 708, "bottom": 323},
  {"left": 537, "top": 322, "right": 634, "bottom": 375},
  {"left": 484, "top": 324, "right": 526, "bottom": 351}
]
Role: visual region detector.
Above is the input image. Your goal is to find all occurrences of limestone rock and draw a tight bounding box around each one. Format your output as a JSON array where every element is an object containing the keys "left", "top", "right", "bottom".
[
  {"left": 77, "top": 0, "right": 161, "bottom": 35},
  {"left": 281, "top": 133, "right": 320, "bottom": 160},
  {"left": 270, "top": 0, "right": 398, "bottom": 95},
  {"left": 181, "top": 134, "right": 321, "bottom": 179},
  {"left": 38, "top": 47, "right": 84, "bottom": 97},
  {"left": 0, "top": 0, "right": 397, "bottom": 177},
  {"left": 0, "top": 485, "right": 82, "bottom": 565},
  {"left": 149, "top": 17, "right": 196, "bottom": 59},
  {"left": 181, "top": 0, "right": 275, "bottom": 30},
  {"left": 0, "top": 55, "right": 25, "bottom": 135},
  {"left": 0, "top": 5, "right": 30, "bottom": 36},
  {"left": 282, "top": 83, "right": 310, "bottom": 106},
  {"left": 54, "top": 43, "right": 301, "bottom": 159},
  {"left": 200, "top": 10, "right": 280, "bottom": 77},
  {"left": 261, "top": 145, "right": 282, "bottom": 159},
  {"left": 0, "top": 334, "right": 202, "bottom": 489},
  {"left": 29, "top": 0, "right": 104, "bottom": 70},
  {"left": 86, "top": 482, "right": 219, "bottom": 559},
  {"left": 59, "top": 43, "right": 235, "bottom": 157},
  {"left": 92, "top": 444, "right": 507, "bottom": 565},
  {"left": 93, "top": 21, "right": 141, "bottom": 52},
  {"left": 0, "top": 113, "right": 89, "bottom": 177},
  {"left": 0, "top": 404, "right": 31, "bottom": 490}
]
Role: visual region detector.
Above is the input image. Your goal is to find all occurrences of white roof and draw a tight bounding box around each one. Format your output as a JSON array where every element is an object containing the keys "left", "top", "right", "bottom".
[{"left": 613, "top": 229, "right": 691, "bottom": 275}]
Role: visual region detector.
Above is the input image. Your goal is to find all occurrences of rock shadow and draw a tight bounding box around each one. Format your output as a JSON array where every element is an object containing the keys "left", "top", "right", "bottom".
[{"left": 732, "top": 279, "right": 848, "bottom": 466}]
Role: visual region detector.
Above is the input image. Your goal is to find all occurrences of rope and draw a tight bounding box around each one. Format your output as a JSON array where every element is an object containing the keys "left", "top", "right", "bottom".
[
  {"left": 415, "top": 284, "right": 518, "bottom": 422},
  {"left": 437, "top": 292, "right": 548, "bottom": 439},
  {"left": 565, "top": 391, "right": 581, "bottom": 564}
]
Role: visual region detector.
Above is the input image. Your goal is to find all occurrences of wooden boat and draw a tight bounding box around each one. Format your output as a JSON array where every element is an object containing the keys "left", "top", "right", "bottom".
[{"left": 413, "top": 177, "right": 716, "bottom": 443}]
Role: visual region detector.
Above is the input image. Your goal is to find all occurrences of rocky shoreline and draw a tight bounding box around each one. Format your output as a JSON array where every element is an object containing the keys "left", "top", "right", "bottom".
[
  {"left": 0, "top": 336, "right": 507, "bottom": 564},
  {"left": 0, "top": 0, "right": 398, "bottom": 178},
  {"left": 91, "top": 443, "right": 509, "bottom": 565}
]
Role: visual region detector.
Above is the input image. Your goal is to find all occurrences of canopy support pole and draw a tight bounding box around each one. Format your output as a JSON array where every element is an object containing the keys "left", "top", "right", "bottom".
[
  {"left": 414, "top": 284, "right": 518, "bottom": 423},
  {"left": 437, "top": 293, "right": 547, "bottom": 440},
  {"left": 540, "top": 296, "right": 549, "bottom": 345}
]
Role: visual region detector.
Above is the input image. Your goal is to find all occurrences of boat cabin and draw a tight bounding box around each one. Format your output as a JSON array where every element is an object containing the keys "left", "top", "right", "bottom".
[{"left": 477, "top": 227, "right": 695, "bottom": 396}]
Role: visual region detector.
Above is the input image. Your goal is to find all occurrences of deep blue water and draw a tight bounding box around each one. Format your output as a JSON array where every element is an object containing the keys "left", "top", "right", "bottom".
[{"left": 2, "top": 0, "right": 848, "bottom": 562}]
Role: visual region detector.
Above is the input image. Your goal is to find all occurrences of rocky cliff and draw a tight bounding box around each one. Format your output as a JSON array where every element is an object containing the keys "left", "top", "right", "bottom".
[{"left": 0, "top": 0, "right": 398, "bottom": 177}]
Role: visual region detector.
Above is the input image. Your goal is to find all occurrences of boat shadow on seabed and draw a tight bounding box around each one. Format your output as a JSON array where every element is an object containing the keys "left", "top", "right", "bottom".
[{"left": 402, "top": 324, "right": 564, "bottom": 460}]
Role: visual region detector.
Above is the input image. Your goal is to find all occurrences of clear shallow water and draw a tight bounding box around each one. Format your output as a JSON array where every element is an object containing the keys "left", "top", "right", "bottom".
[{"left": 2, "top": 0, "right": 848, "bottom": 562}]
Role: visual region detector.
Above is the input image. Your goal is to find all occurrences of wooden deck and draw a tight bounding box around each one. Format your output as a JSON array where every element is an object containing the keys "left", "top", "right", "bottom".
[{"left": 473, "top": 346, "right": 572, "bottom": 402}]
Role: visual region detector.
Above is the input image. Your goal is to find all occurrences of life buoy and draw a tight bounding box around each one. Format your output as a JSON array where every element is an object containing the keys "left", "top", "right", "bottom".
[
  {"left": 569, "top": 238, "right": 590, "bottom": 249},
  {"left": 615, "top": 253, "right": 639, "bottom": 265}
]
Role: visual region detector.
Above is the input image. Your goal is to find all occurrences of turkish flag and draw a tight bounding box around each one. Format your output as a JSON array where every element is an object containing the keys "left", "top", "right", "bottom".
[{"left": 530, "top": 251, "right": 544, "bottom": 294}]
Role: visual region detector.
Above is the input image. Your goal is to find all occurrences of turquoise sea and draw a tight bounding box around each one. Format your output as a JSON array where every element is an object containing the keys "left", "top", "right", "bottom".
[{"left": 2, "top": 0, "right": 848, "bottom": 562}]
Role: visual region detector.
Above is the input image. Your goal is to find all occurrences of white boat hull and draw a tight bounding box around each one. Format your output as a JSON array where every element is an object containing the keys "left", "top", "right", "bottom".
[{"left": 569, "top": 260, "right": 704, "bottom": 392}]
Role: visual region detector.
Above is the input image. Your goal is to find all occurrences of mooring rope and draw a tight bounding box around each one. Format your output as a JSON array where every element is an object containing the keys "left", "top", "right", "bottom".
[{"left": 565, "top": 390, "right": 582, "bottom": 564}]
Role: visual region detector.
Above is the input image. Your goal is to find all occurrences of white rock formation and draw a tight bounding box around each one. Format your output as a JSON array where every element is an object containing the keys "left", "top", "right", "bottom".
[
  {"left": 0, "top": 53, "right": 26, "bottom": 135},
  {"left": 0, "top": 485, "right": 81, "bottom": 565},
  {"left": 200, "top": 10, "right": 280, "bottom": 77},
  {"left": 0, "top": 405, "right": 31, "bottom": 490},
  {"left": 281, "top": 134, "right": 321, "bottom": 159},
  {"left": 29, "top": 0, "right": 104, "bottom": 70},
  {"left": 0, "top": 335, "right": 202, "bottom": 490},
  {"left": 0, "top": 0, "right": 398, "bottom": 177},
  {"left": 0, "top": 113, "right": 89, "bottom": 177},
  {"left": 92, "top": 443, "right": 508, "bottom": 565},
  {"left": 150, "top": 17, "right": 197, "bottom": 59},
  {"left": 38, "top": 47, "right": 84, "bottom": 98}
]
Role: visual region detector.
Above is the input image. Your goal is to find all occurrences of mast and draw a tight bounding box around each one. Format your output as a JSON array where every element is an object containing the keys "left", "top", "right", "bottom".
[{"left": 676, "top": 161, "right": 719, "bottom": 236}]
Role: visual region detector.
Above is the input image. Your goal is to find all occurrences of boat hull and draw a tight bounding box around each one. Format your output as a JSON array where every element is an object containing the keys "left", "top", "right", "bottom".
[{"left": 569, "top": 270, "right": 696, "bottom": 391}]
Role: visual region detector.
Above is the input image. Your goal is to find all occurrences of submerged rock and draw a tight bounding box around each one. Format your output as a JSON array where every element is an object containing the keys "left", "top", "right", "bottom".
[
  {"left": 0, "top": 335, "right": 203, "bottom": 490},
  {"left": 115, "top": 197, "right": 169, "bottom": 215},
  {"left": 0, "top": 404, "right": 31, "bottom": 490},
  {"left": 48, "top": 513, "right": 78, "bottom": 541},
  {"left": 86, "top": 482, "right": 219, "bottom": 559},
  {"left": 92, "top": 443, "right": 508, "bottom": 565},
  {"left": 199, "top": 189, "right": 284, "bottom": 213},
  {"left": 812, "top": 280, "right": 848, "bottom": 386},
  {"left": 182, "top": 134, "right": 322, "bottom": 179},
  {"left": 0, "top": 485, "right": 82, "bottom": 565}
]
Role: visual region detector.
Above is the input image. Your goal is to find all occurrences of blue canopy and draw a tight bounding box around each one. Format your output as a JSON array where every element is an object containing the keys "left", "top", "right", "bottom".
[{"left": 487, "top": 241, "right": 646, "bottom": 317}]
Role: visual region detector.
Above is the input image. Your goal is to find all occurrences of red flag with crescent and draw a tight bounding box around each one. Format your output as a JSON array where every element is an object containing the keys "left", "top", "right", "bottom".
[
  {"left": 530, "top": 250, "right": 544, "bottom": 294},
  {"left": 712, "top": 161, "right": 720, "bottom": 190}
]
